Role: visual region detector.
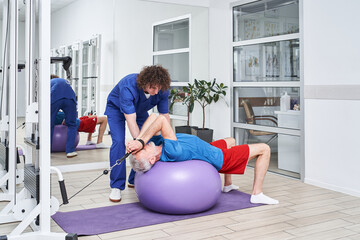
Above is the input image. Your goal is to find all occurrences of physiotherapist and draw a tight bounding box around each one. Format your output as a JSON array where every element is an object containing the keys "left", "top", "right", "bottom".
[
  {"left": 51, "top": 76, "right": 78, "bottom": 158},
  {"left": 104, "top": 65, "right": 171, "bottom": 202}
]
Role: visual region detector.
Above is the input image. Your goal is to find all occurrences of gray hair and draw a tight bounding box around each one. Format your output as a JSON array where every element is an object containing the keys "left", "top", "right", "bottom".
[{"left": 129, "top": 142, "right": 156, "bottom": 172}]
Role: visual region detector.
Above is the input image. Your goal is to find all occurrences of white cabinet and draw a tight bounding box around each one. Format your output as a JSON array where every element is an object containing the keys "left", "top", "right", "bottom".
[{"left": 275, "top": 110, "right": 301, "bottom": 173}]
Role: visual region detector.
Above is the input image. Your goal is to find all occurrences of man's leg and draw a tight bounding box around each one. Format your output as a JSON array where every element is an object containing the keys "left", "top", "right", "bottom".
[
  {"left": 62, "top": 99, "right": 78, "bottom": 156},
  {"left": 223, "top": 138, "right": 240, "bottom": 192},
  {"left": 223, "top": 137, "right": 235, "bottom": 186},
  {"left": 107, "top": 108, "right": 126, "bottom": 202},
  {"left": 87, "top": 132, "right": 93, "bottom": 142},
  {"left": 248, "top": 143, "right": 278, "bottom": 204},
  {"left": 95, "top": 116, "right": 107, "bottom": 144}
]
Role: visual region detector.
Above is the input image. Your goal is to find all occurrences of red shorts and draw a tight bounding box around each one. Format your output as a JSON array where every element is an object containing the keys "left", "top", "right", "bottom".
[
  {"left": 210, "top": 139, "right": 250, "bottom": 174},
  {"left": 78, "top": 116, "right": 97, "bottom": 133}
]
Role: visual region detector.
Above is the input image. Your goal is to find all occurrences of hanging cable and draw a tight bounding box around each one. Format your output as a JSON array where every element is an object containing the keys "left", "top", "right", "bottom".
[{"left": 59, "top": 151, "right": 133, "bottom": 206}]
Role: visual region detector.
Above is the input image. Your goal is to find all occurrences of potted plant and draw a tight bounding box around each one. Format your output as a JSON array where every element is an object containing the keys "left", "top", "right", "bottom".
[
  {"left": 168, "top": 83, "right": 197, "bottom": 134},
  {"left": 191, "top": 78, "right": 228, "bottom": 142}
]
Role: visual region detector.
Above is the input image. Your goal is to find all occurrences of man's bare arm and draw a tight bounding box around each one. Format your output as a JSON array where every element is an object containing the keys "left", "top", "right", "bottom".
[
  {"left": 126, "top": 114, "right": 176, "bottom": 153},
  {"left": 139, "top": 114, "right": 176, "bottom": 141},
  {"left": 124, "top": 113, "right": 140, "bottom": 138},
  {"left": 137, "top": 114, "right": 159, "bottom": 137},
  {"left": 161, "top": 113, "right": 170, "bottom": 124}
]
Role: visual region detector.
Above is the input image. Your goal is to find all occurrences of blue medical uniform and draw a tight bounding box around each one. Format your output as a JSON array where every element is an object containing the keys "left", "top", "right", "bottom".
[
  {"left": 51, "top": 78, "right": 77, "bottom": 154},
  {"left": 150, "top": 134, "right": 224, "bottom": 170},
  {"left": 104, "top": 73, "right": 169, "bottom": 190}
]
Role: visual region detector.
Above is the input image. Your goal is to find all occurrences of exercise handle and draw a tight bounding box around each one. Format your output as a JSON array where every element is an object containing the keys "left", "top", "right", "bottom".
[{"left": 59, "top": 180, "right": 69, "bottom": 205}]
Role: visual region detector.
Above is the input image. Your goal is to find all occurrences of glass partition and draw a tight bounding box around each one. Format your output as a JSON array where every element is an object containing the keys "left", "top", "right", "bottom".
[
  {"left": 234, "top": 128, "right": 300, "bottom": 177},
  {"left": 153, "top": 16, "right": 190, "bottom": 128},
  {"left": 153, "top": 19, "right": 189, "bottom": 51},
  {"left": 233, "top": 0, "right": 299, "bottom": 42},
  {"left": 233, "top": 86, "right": 300, "bottom": 129},
  {"left": 153, "top": 52, "right": 189, "bottom": 82},
  {"left": 232, "top": 0, "right": 301, "bottom": 179},
  {"left": 153, "top": 86, "right": 187, "bottom": 117},
  {"left": 233, "top": 39, "right": 299, "bottom": 82}
]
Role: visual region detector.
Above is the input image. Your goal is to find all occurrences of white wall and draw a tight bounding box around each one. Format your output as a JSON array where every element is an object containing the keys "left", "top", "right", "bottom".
[
  {"left": 303, "top": 0, "right": 360, "bottom": 197},
  {"left": 208, "top": 0, "right": 232, "bottom": 140},
  {"left": 113, "top": 0, "right": 209, "bottom": 131},
  {"left": 113, "top": 0, "right": 208, "bottom": 81},
  {"left": 51, "top": 0, "right": 115, "bottom": 115}
]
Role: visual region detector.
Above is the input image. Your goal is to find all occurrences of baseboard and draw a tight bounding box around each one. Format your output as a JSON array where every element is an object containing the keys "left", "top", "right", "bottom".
[{"left": 304, "top": 178, "right": 360, "bottom": 198}]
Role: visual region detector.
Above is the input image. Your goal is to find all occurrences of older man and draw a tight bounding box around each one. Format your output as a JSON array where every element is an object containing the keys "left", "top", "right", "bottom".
[{"left": 126, "top": 114, "right": 279, "bottom": 205}]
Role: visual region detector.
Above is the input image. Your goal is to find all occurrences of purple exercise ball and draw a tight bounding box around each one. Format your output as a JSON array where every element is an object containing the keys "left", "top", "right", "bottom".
[
  {"left": 51, "top": 125, "right": 80, "bottom": 152},
  {"left": 135, "top": 160, "right": 221, "bottom": 214}
]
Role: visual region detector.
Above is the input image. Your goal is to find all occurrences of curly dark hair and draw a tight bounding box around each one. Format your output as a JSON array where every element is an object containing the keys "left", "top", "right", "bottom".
[{"left": 137, "top": 65, "right": 171, "bottom": 91}]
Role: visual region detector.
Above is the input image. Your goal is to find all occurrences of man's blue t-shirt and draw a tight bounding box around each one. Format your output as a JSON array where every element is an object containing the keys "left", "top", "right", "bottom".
[
  {"left": 50, "top": 78, "right": 76, "bottom": 104},
  {"left": 55, "top": 112, "right": 81, "bottom": 129},
  {"left": 150, "top": 134, "right": 224, "bottom": 171},
  {"left": 104, "top": 73, "right": 169, "bottom": 118}
]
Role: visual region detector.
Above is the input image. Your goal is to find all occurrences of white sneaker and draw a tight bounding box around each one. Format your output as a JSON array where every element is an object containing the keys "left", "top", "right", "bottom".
[
  {"left": 250, "top": 192, "right": 279, "bottom": 205},
  {"left": 66, "top": 152, "right": 78, "bottom": 158},
  {"left": 96, "top": 142, "right": 110, "bottom": 149},
  {"left": 222, "top": 184, "right": 240, "bottom": 193},
  {"left": 109, "top": 188, "right": 121, "bottom": 202},
  {"left": 86, "top": 141, "right": 96, "bottom": 145}
]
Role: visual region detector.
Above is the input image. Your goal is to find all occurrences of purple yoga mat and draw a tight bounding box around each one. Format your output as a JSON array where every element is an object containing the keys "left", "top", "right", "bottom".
[
  {"left": 52, "top": 191, "right": 263, "bottom": 236},
  {"left": 75, "top": 144, "right": 97, "bottom": 151}
]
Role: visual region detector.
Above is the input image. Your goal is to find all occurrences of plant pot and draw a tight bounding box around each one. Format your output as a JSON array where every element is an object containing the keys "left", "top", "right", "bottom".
[
  {"left": 191, "top": 128, "right": 213, "bottom": 143},
  {"left": 175, "top": 126, "right": 195, "bottom": 134}
]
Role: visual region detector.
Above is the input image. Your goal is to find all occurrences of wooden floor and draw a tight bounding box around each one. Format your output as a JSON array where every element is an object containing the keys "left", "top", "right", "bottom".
[{"left": 1, "top": 133, "right": 360, "bottom": 239}]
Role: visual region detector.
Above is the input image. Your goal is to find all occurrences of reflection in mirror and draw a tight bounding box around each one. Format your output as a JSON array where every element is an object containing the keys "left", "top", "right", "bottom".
[{"left": 48, "top": 0, "right": 209, "bottom": 171}]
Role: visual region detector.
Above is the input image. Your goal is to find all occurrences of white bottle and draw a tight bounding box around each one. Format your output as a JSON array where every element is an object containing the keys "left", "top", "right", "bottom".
[{"left": 280, "top": 91, "right": 290, "bottom": 112}]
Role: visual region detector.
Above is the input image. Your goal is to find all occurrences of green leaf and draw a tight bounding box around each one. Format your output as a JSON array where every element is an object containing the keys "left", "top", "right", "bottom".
[
  {"left": 169, "top": 101, "right": 175, "bottom": 110},
  {"left": 189, "top": 102, "right": 194, "bottom": 113}
]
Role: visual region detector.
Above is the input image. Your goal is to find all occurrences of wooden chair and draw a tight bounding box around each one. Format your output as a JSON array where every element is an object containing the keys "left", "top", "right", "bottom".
[{"left": 240, "top": 99, "right": 278, "bottom": 144}]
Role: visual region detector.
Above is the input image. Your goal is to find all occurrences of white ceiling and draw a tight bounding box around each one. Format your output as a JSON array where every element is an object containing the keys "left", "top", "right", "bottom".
[
  {"left": 0, "top": 0, "right": 225, "bottom": 21},
  {"left": 51, "top": 0, "right": 79, "bottom": 13},
  {"left": 0, "top": 0, "right": 79, "bottom": 21}
]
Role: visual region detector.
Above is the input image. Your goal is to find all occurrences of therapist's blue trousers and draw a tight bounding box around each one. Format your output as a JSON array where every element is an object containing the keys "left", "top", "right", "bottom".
[
  {"left": 107, "top": 108, "right": 144, "bottom": 190},
  {"left": 51, "top": 98, "right": 77, "bottom": 154}
]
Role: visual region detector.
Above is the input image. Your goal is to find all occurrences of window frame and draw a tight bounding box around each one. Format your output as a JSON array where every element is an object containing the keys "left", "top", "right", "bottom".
[
  {"left": 231, "top": 0, "right": 303, "bottom": 178},
  {"left": 152, "top": 14, "right": 191, "bottom": 124}
]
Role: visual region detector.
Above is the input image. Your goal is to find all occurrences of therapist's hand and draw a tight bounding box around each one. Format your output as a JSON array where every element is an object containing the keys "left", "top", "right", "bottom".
[{"left": 126, "top": 140, "right": 143, "bottom": 154}]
